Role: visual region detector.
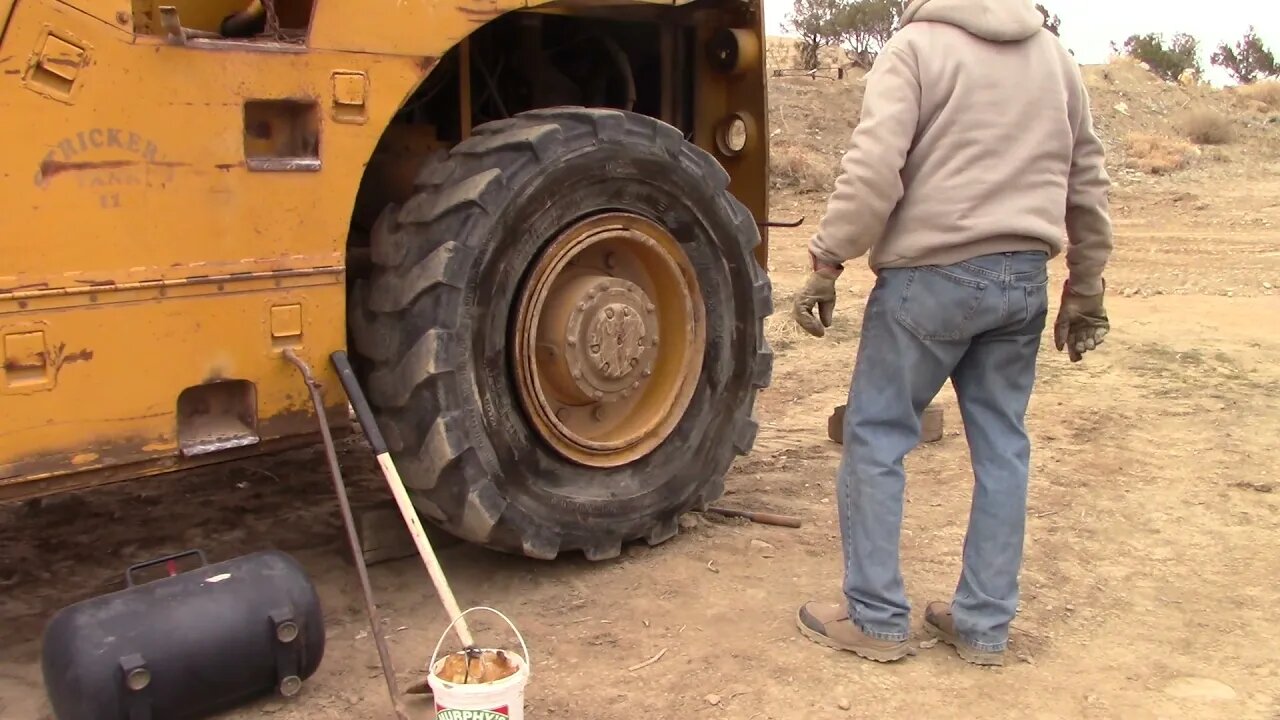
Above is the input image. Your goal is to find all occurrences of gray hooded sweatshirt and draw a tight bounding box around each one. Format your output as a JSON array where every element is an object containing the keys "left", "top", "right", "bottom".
[{"left": 808, "top": 0, "right": 1113, "bottom": 295}]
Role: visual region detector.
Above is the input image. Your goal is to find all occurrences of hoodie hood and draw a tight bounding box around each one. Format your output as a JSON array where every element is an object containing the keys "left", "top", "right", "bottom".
[{"left": 900, "top": 0, "right": 1045, "bottom": 42}]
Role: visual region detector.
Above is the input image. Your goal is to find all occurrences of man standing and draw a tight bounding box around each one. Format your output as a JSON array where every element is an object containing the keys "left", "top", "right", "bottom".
[{"left": 791, "top": 0, "right": 1113, "bottom": 666}]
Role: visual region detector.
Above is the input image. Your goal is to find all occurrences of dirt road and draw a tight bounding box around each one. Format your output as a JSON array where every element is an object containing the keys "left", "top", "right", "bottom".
[
  {"left": 4, "top": 162, "right": 1279, "bottom": 719},
  {"left": 4, "top": 62, "right": 1280, "bottom": 719}
]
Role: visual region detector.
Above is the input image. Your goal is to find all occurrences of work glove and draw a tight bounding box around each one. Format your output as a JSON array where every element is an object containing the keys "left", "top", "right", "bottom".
[
  {"left": 1053, "top": 280, "right": 1109, "bottom": 362},
  {"left": 793, "top": 256, "right": 842, "bottom": 338}
]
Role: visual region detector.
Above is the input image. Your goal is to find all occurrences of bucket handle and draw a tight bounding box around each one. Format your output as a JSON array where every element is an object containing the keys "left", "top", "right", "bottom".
[{"left": 430, "top": 606, "right": 531, "bottom": 680}]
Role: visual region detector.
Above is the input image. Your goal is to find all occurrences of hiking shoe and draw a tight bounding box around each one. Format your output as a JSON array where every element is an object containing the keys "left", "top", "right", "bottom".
[
  {"left": 923, "top": 601, "right": 1005, "bottom": 666},
  {"left": 795, "top": 601, "right": 913, "bottom": 663}
]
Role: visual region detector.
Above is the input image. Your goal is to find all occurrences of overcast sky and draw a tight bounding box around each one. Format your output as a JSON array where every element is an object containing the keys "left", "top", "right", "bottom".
[{"left": 763, "top": 0, "right": 1279, "bottom": 83}]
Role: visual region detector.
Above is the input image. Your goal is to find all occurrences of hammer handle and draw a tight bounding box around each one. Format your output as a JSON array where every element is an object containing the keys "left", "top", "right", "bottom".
[{"left": 705, "top": 506, "right": 803, "bottom": 528}]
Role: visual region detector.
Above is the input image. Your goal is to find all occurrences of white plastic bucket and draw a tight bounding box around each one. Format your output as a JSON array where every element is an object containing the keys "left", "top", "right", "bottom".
[{"left": 427, "top": 607, "right": 530, "bottom": 720}]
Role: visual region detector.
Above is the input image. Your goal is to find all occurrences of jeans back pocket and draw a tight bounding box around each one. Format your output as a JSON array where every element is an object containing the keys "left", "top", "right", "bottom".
[{"left": 893, "top": 266, "right": 989, "bottom": 342}]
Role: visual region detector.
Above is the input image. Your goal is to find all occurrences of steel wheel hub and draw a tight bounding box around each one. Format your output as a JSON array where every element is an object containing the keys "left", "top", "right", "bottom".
[{"left": 513, "top": 213, "right": 705, "bottom": 467}]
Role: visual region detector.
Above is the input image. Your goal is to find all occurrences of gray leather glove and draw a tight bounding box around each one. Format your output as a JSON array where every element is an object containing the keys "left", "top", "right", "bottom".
[
  {"left": 1054, "top": 280, "right": 1109, "bottom": 362},
  {"left": 793, "top": 264, "right": 840, "bottom": 338}
]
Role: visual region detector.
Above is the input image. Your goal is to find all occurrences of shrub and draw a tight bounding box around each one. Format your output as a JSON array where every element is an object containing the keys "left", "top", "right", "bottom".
[
  {"left": 1118, "top": 33, "right": 1203, "bottom": 83},
  {"left": 1125, "top": 134, "right": 1195, "bottom": 174},
  {"left": 770, "top": 145, "right": 831, "bottom": 193},
  {"left": 1211, "top": 28, "right": 1279, "bottom": 85},
  {"left": 1175, "top": 109, "right": 1235, "bottom": 145},
  {"left": 1236, "top": 81, "right": 1280, "bottom": 110}
]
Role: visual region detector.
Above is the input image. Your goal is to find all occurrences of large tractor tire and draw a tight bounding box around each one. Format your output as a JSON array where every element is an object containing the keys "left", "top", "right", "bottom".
[{"left": 349, "top": 108, "right": 772, "bottom": 560}]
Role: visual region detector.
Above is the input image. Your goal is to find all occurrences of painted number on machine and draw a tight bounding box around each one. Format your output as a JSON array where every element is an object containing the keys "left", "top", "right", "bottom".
[
  {"left": 434, "top": 709, "right": 509, "bottom": 720},
  {"left": 33, "top": 128, "right": 178, "bottom": 209}
]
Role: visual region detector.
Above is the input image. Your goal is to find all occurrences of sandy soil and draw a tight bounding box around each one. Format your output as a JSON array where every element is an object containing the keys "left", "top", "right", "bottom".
[{"left": 3, "top": 67, "right": 1280, "bottom": 720}]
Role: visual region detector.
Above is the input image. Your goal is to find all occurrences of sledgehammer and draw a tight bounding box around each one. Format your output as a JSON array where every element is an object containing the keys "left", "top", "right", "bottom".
[{"left": 328, "top": 350, "right": 476, "bottom": 650}]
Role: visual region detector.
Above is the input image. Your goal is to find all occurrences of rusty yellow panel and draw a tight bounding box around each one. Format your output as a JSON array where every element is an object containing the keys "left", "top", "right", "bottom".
[
  {"left": 331, "top": 70, "right": 370, "bottom": 124},
  {"left": 62, "top": 0, "right": 134, "bottom": 32},
  {"left": 2, "top": 330, "right": 52, "bottom": 389},
  {"left": 37, "top": 34, "right": 85, "bottom": 81},
  {"left": 309, "top": 0, "right": 695, "bottom": 56},
  {"left": 270, "top": 303, "right": 303, "bottom": 348},
  {"left": 332, "top": 71, "right": 367, "bottom": 106},
  {"left": 0, "top": 278, "right": 346, "bottom": 484},
  {"left": 0, "top": 0, "right": 427, "bottom": 292}
]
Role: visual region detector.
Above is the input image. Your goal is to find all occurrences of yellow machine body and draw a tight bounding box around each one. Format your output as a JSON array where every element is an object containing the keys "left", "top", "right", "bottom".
[{"left": 0, "top": 0, "right": 769, "bottom": 500}]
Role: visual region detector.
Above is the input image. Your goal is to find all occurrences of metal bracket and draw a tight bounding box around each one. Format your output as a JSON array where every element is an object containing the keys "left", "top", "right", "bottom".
[
  {"left": 757, "top": 215, "right": 806, "bottom": 228},
  {"left": 118, "top": 653, "right": 153, "bottom": 720},
  {"left": 270, "top": 607, "right": 303, "bottom": 697},
  {"left": 157, "top": 7, "right": 187, "bottom": 45}
]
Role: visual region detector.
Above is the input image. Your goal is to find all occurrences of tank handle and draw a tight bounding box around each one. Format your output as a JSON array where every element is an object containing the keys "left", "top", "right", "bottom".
[
  {"left": 125, "top": 549, "right": 208, "bottom": 587},
  {"left": 430, "top": 606, "right": 531, "bottom": 680}
]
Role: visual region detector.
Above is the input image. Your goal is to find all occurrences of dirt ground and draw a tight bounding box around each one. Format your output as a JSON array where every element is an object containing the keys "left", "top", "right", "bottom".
[{"left": 3, "top": 65, "right": 1280, "bottom": 719}]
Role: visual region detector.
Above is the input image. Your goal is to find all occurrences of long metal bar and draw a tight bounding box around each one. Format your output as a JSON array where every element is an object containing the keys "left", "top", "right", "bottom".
[{"left": 283, "top": 349, "right": 408, "bottom": 720}]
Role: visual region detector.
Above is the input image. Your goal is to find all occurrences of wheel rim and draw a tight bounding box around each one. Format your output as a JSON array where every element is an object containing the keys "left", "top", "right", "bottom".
[{"left": 513, "top": 212, "right": 706, "bottom": 468}]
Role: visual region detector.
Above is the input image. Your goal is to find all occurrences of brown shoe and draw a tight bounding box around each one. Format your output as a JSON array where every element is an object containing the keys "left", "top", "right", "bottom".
[
  {"left": 923, "top": 601, "right": 1005, "bottom": 666},
  {"left": 795, "top": 601, "right": 913, "bottom": 663}
]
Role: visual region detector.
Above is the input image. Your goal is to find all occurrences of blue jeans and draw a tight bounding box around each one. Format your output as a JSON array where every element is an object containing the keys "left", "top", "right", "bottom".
[{"left": 839, "top": 251, "right": 1049, "bottom": 652}]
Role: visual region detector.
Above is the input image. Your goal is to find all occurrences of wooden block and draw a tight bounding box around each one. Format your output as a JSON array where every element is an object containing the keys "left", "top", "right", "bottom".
[
  {"left": 828, "top": 404, "right": 945, "bottom": 446},
  {"left": 919, "top": 405, "right": 944, "bottom": 444},
  {"left": 827, "top": 405, "right": 845, "bottom": 444},
  {"left": 348, "top": 499, "right": 462, "bottom": 566}
]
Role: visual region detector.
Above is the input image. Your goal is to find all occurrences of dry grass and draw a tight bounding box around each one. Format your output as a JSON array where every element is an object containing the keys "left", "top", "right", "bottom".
[
  {"left": 1125, "top": 133, "right": 1196, "bottom": 175},
  {"left": 769, "top": 144, "right": 831, "bottom": 193},
  {"left": 763, "top": 308, "right": 807, "bottom": 352},
  {"left": 1234, "top": 81, "right": 1280, "bottom": 110},
  {"left": 1174, "top": 108, "right": 1236, "bottom": 145}
]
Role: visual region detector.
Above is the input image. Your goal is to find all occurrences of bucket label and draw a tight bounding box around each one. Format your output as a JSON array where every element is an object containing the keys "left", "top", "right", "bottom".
[{"left": 434, "top": 708, "right": 509, "bottom": 720}]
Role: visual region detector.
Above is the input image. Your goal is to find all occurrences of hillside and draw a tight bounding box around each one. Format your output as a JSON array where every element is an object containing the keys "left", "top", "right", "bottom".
[{"left": 766, "top": 47, "right": 1280, "bottom": 236}]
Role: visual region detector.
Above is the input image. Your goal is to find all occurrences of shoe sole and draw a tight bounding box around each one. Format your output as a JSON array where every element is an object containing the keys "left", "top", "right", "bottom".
[
  {"left": 923, "top": 619, "right": 1005, "bottom": 667},
  {"left": 794, "top": 609, "right": 911, "bottom": 663}
]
